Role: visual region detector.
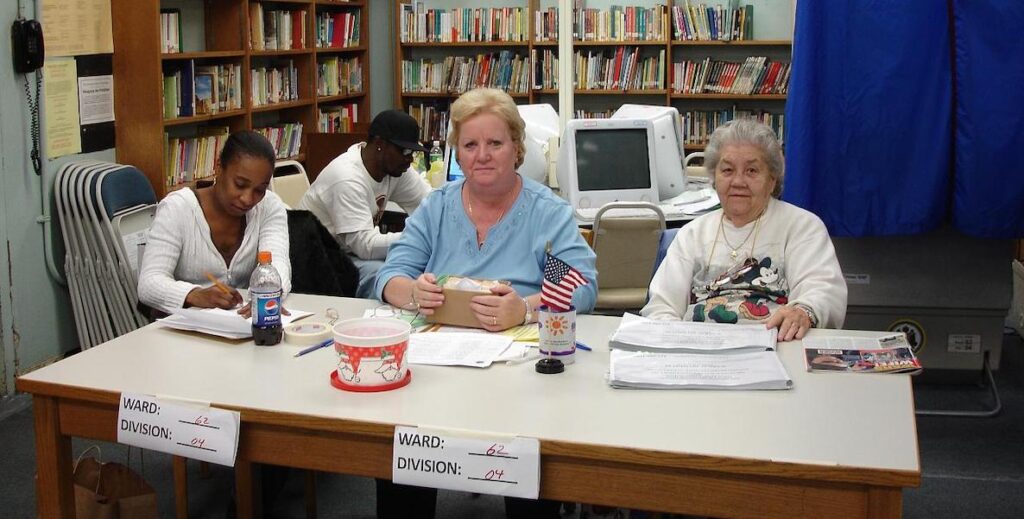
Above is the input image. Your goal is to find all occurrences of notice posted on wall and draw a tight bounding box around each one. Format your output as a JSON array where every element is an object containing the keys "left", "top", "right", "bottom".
[{"left": 392, "top": 426, "right": 540, "bottom": 499}]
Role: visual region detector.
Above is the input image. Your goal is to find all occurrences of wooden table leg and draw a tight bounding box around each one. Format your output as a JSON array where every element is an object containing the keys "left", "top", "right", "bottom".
[
  {"left": 867, "top": 487, "right": 903, "bottom": 519},
  {"left": 32, "top": 395, "right": 74, "bottom": 519},
  {"left": 235, "top": 458, "right": 262, "bottom": 519},
  {"left": 173, "top": 456, "right": 189, "bottom": 519},
  {"left": 304, "top": 470, "right": 317, "bottom": 519}
]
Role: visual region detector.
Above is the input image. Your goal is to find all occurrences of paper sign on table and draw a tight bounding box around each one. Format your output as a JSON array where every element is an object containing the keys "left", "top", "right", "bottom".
[
  {"left": 116, "top": 393, "right": 240, "bottom": 466},
  {"left": 392, "top": 426, "right": 540, "bottom": 499}
]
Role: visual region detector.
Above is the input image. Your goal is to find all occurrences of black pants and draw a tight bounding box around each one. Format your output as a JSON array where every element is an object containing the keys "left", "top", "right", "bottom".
[{"left": 375, "top": 479, "right": 561, "bottom": 519}]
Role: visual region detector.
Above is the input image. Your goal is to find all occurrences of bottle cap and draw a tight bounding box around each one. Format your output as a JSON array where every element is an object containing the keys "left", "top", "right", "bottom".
[
  {"left": 535, "top": 357, "right": 564, "bottom": 374},
  {"left": 258, "top": 250, "right": 272, "bottom": 264}
]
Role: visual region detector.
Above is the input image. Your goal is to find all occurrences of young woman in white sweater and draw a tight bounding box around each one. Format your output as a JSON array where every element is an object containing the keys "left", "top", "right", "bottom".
[{"left": 138, "top": 131, "right": 291, "bottom": 315}]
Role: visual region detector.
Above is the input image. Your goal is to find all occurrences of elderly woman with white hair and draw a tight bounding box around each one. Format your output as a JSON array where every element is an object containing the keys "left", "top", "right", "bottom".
[{"left": 641, "top": 118, "right": 847, "bottom": 341}]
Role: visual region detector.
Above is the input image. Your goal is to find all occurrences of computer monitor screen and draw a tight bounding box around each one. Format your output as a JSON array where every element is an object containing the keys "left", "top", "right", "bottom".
[
  {"left": 445, "top": 150, "right": 465, "bottom": 182},
  {"left": 556, "top": 118, "right": 661, "bottom": 210},
  {"left": 611, "top": 104, "right": 687, "bottom": 201},
  {"left": 574, "top": 129, "right": 651, "bottom": 191}
]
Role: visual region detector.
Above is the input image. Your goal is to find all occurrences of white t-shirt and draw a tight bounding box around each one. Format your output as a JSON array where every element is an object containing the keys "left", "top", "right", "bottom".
[
  {"left": 641, "top": 198, "right": 847, "bottom": 329},
  {"left": 298, "top": 142, "right": 430, "bottom": 260}
]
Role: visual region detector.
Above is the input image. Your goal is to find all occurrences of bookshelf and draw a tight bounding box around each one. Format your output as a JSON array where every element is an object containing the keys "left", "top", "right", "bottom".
[
  {"left": 111, "top": 0, "right": 371, "bottom": 199},
  {"left": 393, "top": 0, "right": 791, "bottom": 152}
]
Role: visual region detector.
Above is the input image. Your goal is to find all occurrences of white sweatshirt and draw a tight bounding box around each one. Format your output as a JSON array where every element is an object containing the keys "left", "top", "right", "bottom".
[{"left": 641, "top": 198, "right": 847, "bottom": 329}]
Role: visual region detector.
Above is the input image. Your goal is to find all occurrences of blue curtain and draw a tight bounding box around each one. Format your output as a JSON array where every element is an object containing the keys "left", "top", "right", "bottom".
[
  {"left": 951, "top": 1, "right": 1024, "bottom": 238},
  {"left": 783, "top": 1, "right": 953, "bottom": 236}
]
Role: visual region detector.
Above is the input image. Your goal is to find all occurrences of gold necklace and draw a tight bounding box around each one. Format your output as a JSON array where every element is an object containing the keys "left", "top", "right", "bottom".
[
  {"left": 466, "top": 181, "right": 518, "bottom": 246},
  {"left": 708, "top": 208, "right": 765, "bottom": 266},
  {"left": 720, "top": 213, "right": 761, "bottom": 259}
]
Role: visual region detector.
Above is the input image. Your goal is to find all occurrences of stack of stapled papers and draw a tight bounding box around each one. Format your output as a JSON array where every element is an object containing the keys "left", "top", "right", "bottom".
[
  {"left": 607, "top": 314, "right": 791, "bottom": 390},
  {"left": 158, "top": 307, "right": 312, "bottom": 339}
]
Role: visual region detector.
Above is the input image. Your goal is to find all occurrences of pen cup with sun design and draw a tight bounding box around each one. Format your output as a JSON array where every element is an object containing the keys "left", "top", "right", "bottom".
[{"left": 538, "top": 305, "right": 577, "bottom": 365}]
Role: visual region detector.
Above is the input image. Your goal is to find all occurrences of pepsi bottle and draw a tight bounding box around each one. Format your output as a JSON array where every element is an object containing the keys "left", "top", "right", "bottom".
[{"left": 250, "top": 250, "right": 283, "bottom": 345}]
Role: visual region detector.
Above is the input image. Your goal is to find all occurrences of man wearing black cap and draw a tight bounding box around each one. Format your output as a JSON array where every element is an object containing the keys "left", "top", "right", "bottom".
[{"left": 298, "top": 109, "right": 431, "bottom": 298}]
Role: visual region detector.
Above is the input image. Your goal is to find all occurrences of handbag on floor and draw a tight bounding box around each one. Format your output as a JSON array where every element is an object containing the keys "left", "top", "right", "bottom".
[{"left": 72, "top": 446, "right": 158, "bottom": 519}]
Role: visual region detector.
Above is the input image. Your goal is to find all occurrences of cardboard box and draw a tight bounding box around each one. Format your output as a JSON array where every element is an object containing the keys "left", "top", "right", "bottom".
[{"left": 426, "top": 277, "right": 506, "bottom": 329}]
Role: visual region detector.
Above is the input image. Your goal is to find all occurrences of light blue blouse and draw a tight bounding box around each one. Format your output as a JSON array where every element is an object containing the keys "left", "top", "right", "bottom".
[{"left": 374, "top": 176, "right": 598, "bottom": 312}]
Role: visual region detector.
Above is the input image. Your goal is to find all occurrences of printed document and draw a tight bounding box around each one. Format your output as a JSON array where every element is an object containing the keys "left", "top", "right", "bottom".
[
  {"left": 407, "top": 333, "right": 512, "bottom": 368},
  {"left": 608, "top": 350, "right": 792, "bottom": 390},
  {"left": 610, "top": 313, "right": 777, "bottom": 352},
  {"left": 158, "top": 307, "right": 313, "bottom": 339}
]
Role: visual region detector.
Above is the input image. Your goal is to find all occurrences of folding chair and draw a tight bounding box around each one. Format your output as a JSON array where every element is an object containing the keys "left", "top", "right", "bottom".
[
  {"left": 592, "top": 202, "right": 666, "bottom": 313},
  {"left": 270, "top": 159, "right": 311, "bottom": 208}
]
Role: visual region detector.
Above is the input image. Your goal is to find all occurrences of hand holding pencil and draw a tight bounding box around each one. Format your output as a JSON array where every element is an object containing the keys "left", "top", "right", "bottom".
[{"left": 184, "top": 272, "right": 244, "bottom": 311}]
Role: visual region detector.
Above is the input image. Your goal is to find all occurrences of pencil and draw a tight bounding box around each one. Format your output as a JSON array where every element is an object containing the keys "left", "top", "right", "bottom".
[{"left": 204, "top": 272, "right": 232, "bottom": 295}]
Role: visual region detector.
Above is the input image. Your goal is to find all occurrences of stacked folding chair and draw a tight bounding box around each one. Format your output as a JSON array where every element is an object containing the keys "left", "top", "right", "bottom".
[{"left": 55, "top": 161, "right": 158, "bottom": 349}]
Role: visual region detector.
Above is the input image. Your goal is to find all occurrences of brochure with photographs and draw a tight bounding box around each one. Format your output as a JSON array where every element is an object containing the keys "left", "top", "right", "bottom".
[{"left": 803, "top": 334, "right": 922, "bottom": 374}]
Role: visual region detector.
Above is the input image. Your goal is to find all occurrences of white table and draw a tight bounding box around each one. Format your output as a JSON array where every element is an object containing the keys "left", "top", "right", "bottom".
[{"left": 18, "top": 294, "right": 920, "bottom": 518}]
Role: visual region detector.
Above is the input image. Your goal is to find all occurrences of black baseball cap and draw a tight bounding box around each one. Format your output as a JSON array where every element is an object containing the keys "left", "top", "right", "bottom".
[{"left": 369, "top": 110, "right": 429, "bottom": 153}]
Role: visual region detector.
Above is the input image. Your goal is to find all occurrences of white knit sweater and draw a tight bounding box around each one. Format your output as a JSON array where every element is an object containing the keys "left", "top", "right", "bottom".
[{"left": 137, "top": 188, "right": 291, "bottom": 314}]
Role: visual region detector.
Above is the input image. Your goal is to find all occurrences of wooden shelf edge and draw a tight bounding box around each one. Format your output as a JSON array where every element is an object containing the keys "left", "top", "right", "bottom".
[
  {"left": 162, "top": 50, "right": 245, "bottom": 61},
  {"left": 317, "top": 92, "right": 367, "bottom": 103},
  {"left": 400, "top": 41, "right": 529, "bottom": 47},
  {"left": 315, "top": 45, "right": 367, "bottom": 53},
  {"left": 670, "top": 94, "right": 787, "bottom": 100},
  {"left": 251, "top": 48, "right": 314, "bottom": 57},
  {"left": 670, "top": 40, "right": 791, "bottom": 46},
  {"left": 252, "top": 99, "right": 314, "bottom": 113},
  {"left": 163, "top": 109, "right": 247, "bottom": 127}
]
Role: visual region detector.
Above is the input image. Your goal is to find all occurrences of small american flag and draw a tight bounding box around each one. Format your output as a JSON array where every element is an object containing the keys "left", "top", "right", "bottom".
[{"left": 541, "top": 253, "right": 589, "bottom": 312}]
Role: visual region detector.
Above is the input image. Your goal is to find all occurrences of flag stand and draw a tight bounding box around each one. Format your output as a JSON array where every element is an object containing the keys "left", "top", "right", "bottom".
[{"left": 535, "top": 356, "right": 564, "bottom": 374}]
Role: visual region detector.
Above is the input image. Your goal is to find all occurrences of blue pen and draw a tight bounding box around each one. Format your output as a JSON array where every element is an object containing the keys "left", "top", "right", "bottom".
[
  {"left": 294, "top": 338, "right": 334, "bottom": 358},
  {"left": 575, "top": 341, "right": 592, "bottom": 352}
]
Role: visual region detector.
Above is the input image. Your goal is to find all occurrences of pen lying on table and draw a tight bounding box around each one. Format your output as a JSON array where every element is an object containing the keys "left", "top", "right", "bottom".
[
  {"left": 575, "top": 341, "right": 592, "bottom": 351},
  {"left": 294, "top": 338, "right": 334, "bottom": 358}
]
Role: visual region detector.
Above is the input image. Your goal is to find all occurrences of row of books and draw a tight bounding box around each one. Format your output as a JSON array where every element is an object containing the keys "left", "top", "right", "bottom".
[
  {"left": 401, "top": 51, "right": 531, "bottom": 95},
  {"left": 534, "top": 5, "right": 669, "bottom": 43},
  {"left": 318, "top": 103, "right": 359, "bottom": 133},
  {"left": 672, "top": 0, "right": 754, "bottom": 41},
  {"left": 399, "top": 4, "right": 528, "bottom": 43},
  {"left": 250, "top": 62, "right": 299, "bottom": 107},
  {"left": 162, "top": 62, "right": 243, "bottom": 119},
  {"left": 160, "top": 9, "right": 181, "bottom": 53},
  {"left": 255, "top": 123, "right": 303, "bottom": 160},
  {"left": 574, "top": 109, "right": 615, "bottom": 119},
  {"left": 574, "top": 47, "right": 666, "bottom": 91},
  {"left": 318, "top": 56, "right": 363, "bottom": 97},
  {"left": 249, "top": 5, "right": 307, "bottom": 51},
  {"left": 672, "top": 57, "right": 790, "bottom": 95},
  {"left": 316, "top": 10, "right": 360, "bottom": 49},
  {"left": 681, "top": 109, "right": 784, "bottom": 146},
  {"left": 407, "top": 103, "right": 449, "bottom": 143},
  {"left": 531, "top": 48, "right": 559, "bottom": 90},
  {"left": 164, "top": 127, "right": 229, "bottom": 187}
]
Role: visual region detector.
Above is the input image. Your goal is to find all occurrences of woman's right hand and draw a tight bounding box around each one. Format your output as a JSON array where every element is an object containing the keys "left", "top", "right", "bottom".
[
  {"left": 185, "top": 286, "right": 243, "bottom": 310},
  {"left": 411, "top": 273, "right": 445, "bottom": 315}
]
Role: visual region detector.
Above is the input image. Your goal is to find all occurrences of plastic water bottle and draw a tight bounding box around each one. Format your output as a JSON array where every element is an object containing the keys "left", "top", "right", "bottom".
[
  {"left": 428, "top": 140, "right": 444, "bottom": 188},
  {"left": 250, "top": 250, "right": 283, "bottom": 345}
]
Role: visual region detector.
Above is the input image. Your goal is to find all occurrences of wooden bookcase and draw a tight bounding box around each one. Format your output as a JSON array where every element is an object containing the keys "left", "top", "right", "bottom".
[
  {"left": 111, "top": 0, "right": 370, "bottom": 199},
  {"left": 392, "top": 0, "right": 791, "bottom": 151}
]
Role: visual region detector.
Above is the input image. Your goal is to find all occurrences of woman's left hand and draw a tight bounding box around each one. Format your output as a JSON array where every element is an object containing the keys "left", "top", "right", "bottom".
[
  {"left": 765, "top": 305, "right": 811, "bottom": 342},
  {"left": 470, "top": 284, "right": 524, "bottom": 332}
]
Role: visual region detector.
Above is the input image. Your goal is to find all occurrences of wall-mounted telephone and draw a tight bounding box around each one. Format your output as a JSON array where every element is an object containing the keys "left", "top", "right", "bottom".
[{"left": 12, "top": 18, "right": 44, "bottom": 73}]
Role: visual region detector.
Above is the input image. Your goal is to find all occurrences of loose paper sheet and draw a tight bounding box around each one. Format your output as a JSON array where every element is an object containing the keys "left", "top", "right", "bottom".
[
  {"left": 40, "top": 0, "right": 114, "bottom": 56},
  {"left": 43, "top": 58, "right": 82, "bottom": 158},
  {"left": 608, "top": 349, "right": 792, "bottom": 390},
  {"left": 407, "top": 333, "right": 512, "bottom": 367}
]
